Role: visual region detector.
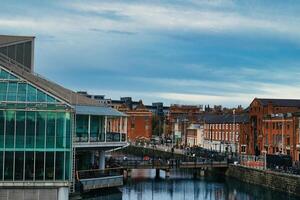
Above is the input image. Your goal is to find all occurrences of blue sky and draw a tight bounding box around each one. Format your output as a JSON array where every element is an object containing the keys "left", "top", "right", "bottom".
[{"left": 1, "top": 0, "right": 300, "bottom": 107}]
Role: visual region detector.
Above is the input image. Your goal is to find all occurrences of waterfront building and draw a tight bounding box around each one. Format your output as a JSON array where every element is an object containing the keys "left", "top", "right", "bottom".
[
  {"left": 249, "top": 98, "right": 300, "bottom": 156},
  {"left": 262, "top": 113, "right": 295, "bottom": 158},
  {"left": 118, "top": 100, "right": 152, "bottom": 142},
  {"left": 76, "top": 91, "right": 112, "bottom": 105},
  {"left": 203, "top": 114, "right": 249, "bottom": 153},
  {"left": 0, "top": 35, "right": 127, "bottom": 200},
  {"left": 167, "top": 104, "right": 203, "bottom": 146},
  {"left": 186, "top": 124, "right": 204, "bottom": 147}
]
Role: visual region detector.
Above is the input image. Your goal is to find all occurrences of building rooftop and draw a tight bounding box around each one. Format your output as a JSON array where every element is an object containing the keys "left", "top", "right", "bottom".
[
  {"left": 0, "top": 51, "right": 101, "bottom": 106},
  {"left": 203, "top": 113, "right": 249, "bottom": 124},
  {"left": 256, "top": 98, "right": 300, "bottom": 107},
  {"left": 0, "top": 35, "right": 34, "bottom": 47}
]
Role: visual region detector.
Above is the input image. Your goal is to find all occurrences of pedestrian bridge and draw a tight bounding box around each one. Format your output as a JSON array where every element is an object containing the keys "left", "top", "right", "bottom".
[{"left": 114, "top": 159, "right": 228, "bottom": 170}]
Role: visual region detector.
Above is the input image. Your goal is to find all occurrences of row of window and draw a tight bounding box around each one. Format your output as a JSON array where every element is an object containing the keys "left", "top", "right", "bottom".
[
  {"left": 264, "top": 122, "right": 291, "bottom": 130},
  {"left": 0, "top": 151, "right": 70, "bottom": 181},
  {"left": 204, "top": 131, "right": 239, "bottom": 142},
  {"left": 0, "top": 41, "right": 32, "bottom": 70},
  {"left": 204, "top": 123, "right": 240, "bottom": 130},
  {"left": 76, "top": 115, "right": 105, "bottom": 142},
  {"left": 0, "top": 110, "right": 71, "bottom": 150},
  {"left": 0, "top": 81, "right": 59, "bottom": 103}
]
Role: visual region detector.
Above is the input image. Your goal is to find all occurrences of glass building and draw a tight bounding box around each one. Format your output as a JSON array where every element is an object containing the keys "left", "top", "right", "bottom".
[
  {"left": 0, "top": 66, "right": 72, "bottom": 183},
  {"left": 0, "top": 35, "right": 128, "bottom": 199}
]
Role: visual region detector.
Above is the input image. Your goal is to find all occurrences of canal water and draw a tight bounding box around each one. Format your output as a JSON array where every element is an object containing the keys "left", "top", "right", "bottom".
[{"left": 81, "top": 169, "right": 298, "bottom": 200}]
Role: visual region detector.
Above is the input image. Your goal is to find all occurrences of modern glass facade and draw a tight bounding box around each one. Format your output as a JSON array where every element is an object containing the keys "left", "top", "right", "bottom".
[
  {"left": 75, "top": 115, "right": 105, "bottom": 142},
  {"left": 0, "top": 66, "right": 72, "bottom": 182}
]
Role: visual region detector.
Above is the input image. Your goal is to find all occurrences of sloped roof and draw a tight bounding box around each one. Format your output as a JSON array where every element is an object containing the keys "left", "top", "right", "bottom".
[
  {"left": 75, "top": 105, "right": 126, "bottom": 117},
  {"left": 0, "top": 53, "right": 101, "bottom": 106},
  {"left": 204, "top": 113, "right": 249, "bottom": 124},
  {"left": 256, "top": 98, "right": 300, "bottom": 107},
  {"left": 0, "top": 35, "right": 34, "bottom": 47}
]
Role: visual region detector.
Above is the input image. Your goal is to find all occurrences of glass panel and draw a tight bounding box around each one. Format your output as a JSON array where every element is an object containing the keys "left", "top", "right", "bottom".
[
  {"left": 14, "top": 152, "right": 24, "bottom": 180},
  {"left": 99, "top": 117, "right": 105, "bottom": 142},
  {"left": 0, "top": 46, "right": 7, "bottom": 55},
  {"left": 45, "top": 152, "right": 54, "bottom": 180},
  {"left": 36, "top": 112, "right": 46, "bottom": 149},
  {"left": 76, "top": 115, "right": 88, "bottom": 142},
  {"left": 16, "top": 111, "right": 26, "bottom": 148},
  {"left": 0, "top": 82, "right": 7, "bottom": 101},
  {"left": 0, "top": 152, "right": 3, "bottom": 180},
  {"left": 56, "top": 113, "right": 65, "bottom": 149},
  {"left": 5, "top": 111, "right": 15, "bottom": 148},
  {"left": 66, "top": 113, "right": 71, "bottom": 148},
  {"left": 16, "top": 43, "right": 24, "bottom": 65},
  {"left": 7, "top": 82, "right": 17, "bottom": 101},
  {"left": 25, "top": 151, "right": 34, "bottom": 180},
  {"left": 46, "top": 112, "right": 55, "bottom": 149},
  {"left": 0, "top": 110, "right": 4, "bottom": 148},
  {"left": 35, "top": 152, "right": 44, "bottom": 180},
  {"left": 0, "top": 69, "right": 9, "bottom": 79},
  {"left": 26, "top": 112, "right": 35, "bottom": 148},
  {"left": 7, "top": 45, "right": 16, "bottom": 60},
  {"left": 46, "top": 95, "right": 56, "bottom": 103},
  {"left": 24, "top": 41, "right": 32, "bottom": 69},
  {"left": 17, "top": 83, "right": 27, "bottom": 102},
  {"left": 26, "top": 84, "right": 37, "bottom": 102},
  {"left": 37, "top": 89, "right": 46, "bottom": 102},
  {"left": 90, "top": 116, "right": 99, "bottom": 142},
  {"left": 65, "top": 151, "right": 70, "bottom": 180},
  {"left": 4, "top": 151, "right": 13, "bottom": 180},
  {"left": 55, "top": 152, "right": 64, "bottom": 180}
]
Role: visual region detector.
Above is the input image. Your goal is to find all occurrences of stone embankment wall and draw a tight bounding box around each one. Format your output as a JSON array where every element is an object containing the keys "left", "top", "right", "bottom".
[{"left": 226, "top": 165, "right": 300, "bottom": 197}]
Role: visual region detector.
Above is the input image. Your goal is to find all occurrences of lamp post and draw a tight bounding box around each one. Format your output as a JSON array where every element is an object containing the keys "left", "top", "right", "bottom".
[
  {"left": 233, "top": 109, "right": 237, "bottom": 156},
  {"left": 281, "top": 114, "right": 285, "bottom": 155}
]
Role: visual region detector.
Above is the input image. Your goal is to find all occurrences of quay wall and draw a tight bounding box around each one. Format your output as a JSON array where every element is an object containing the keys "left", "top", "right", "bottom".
[
  {"left": 0, "top": 187, "right": 68, "bottom": 200},
  {"left": 226, "top": 165, "right": 300, "bottom": 197}
]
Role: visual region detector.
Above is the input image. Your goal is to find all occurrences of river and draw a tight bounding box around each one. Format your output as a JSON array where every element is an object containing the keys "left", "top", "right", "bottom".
[{"left": 81, "top": 169, "right": 298, "bottom": 200}]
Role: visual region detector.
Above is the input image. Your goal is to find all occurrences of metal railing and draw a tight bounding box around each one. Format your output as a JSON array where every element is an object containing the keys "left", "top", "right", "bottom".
[{"left": 76, "top": 167, "right": 123, "bottom": 180}]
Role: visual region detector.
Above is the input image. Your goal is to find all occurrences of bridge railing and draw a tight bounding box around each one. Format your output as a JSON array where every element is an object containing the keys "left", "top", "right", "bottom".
[
  {"left": 76, "top": 167, "right": 123, "bottom": 180},
  {"left": 115, "top": 158, "right": 228, "bottom": 169}
]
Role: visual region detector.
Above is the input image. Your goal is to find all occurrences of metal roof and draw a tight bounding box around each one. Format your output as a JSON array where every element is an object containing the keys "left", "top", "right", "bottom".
[
  {"left": 0, "top": 53, "right": 101, "bottom": 106},
  {"left": 256, "top": 98, "right": 300, "bottom": 107},
  {"left": 204, "top": 113, "right": 249, "bottom": 124},
  {"left": 75, "top": 105, "right": 127, "bottom": 117},
  {"left": 0, "top": 35, "right": 34, "bottom": 47}
]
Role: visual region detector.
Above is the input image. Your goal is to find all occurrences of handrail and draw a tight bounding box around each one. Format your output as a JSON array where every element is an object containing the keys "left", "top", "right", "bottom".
[{"left": 77, "top": 167, "right": 123, "bottom": 180}]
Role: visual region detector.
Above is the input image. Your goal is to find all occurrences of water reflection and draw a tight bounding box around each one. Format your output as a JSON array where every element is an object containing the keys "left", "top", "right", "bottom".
[{"left": 82, "top": 169, "right": 298, "bottom": 200}]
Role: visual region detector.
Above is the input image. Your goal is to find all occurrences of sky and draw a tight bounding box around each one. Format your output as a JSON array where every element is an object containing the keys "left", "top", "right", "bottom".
[{"left": 1, "top": 0, "right": 300, "bottom": 107}]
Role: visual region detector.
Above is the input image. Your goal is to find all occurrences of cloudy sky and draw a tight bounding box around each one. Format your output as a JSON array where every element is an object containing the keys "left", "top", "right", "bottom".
[{"left": 1, "top": 0, "right": 300, "bottom": 107}]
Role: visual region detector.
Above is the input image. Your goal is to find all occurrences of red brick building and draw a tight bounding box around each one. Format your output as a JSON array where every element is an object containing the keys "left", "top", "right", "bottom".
[
  {"left": 203, "top": 114, "right": 249, "bottom": 154},
  {"left": 118, "top": 100, "right": 152, "bottom": 141},
  {"left": 293, "top": 113, "right": 300, "bottom": 161},
  {"left": 262, "top": 113, "right": 296, "bottom": 158},
  {"left": 248, "top": 98, "right": 300, "bottom": 156},
  {"left": 167, "top": 104, "right": 203, "bottom": 145}
]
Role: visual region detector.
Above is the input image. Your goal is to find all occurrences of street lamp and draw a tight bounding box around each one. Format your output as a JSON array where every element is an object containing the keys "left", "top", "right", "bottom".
[
  {"left": 233, "top": 109, "right": 237, "bottom": 156},
  {"left": 281, "top": 114, "right": 285, "bottom": 155}
]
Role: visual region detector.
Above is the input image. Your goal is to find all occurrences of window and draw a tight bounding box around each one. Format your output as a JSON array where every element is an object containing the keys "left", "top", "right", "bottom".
[
  {"left": 5, "top": 111, "right": 15, "bottom": 148},
  {"left": 16, "top": 111, "right": 26, "bottom": 148},
  {"left": 76, "top": 115, "right": 88, "bottom": 142}
]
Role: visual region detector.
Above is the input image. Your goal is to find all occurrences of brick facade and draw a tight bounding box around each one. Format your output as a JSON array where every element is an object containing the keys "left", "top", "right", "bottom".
[
  {"left": 249, "top": 98, "right": 300, "bottom": 156},
  {"left": 118, "top": 100, "right": 152, "bottom": 141}
]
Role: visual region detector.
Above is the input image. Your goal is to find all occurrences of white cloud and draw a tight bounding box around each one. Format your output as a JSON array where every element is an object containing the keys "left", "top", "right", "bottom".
[{"left": 67, "top": 1, "right": 300, "bottom": 39}]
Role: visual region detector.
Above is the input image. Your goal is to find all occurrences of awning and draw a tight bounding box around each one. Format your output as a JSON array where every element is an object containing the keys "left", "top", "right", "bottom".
[{"left": 74, "top": 105, "right": 127, "bottom": 117}]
